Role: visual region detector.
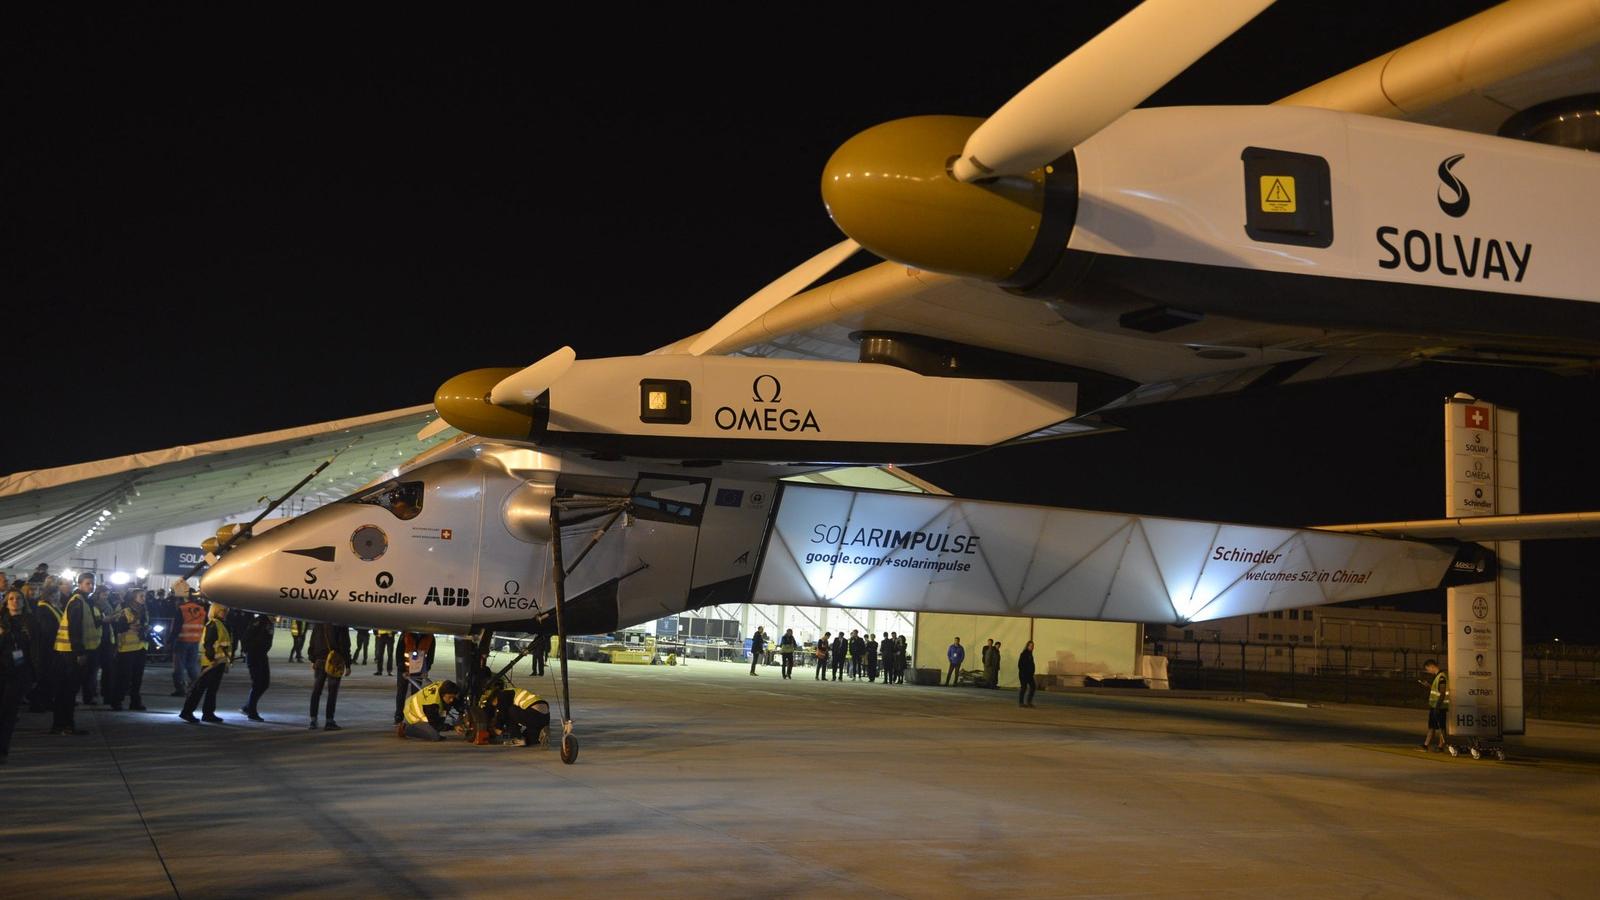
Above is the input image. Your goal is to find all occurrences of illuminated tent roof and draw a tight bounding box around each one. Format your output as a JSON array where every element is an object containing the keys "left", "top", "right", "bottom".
[{"left": 0, "top": 406, "right": 449, "bottom": 568}]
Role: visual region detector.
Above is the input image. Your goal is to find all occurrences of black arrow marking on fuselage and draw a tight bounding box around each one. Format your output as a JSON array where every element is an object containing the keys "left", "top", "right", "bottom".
[{"left": 285, "top": 546, "right": 337, "bottom": 562}]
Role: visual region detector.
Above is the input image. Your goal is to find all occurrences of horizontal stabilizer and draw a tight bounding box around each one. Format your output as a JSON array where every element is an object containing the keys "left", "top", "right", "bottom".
[{"left": 753, "top": 484, "right": 1490, "bottom": 625}]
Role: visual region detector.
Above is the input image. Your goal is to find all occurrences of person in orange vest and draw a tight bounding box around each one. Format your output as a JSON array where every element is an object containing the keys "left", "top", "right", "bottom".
[
  {"left": 393, "top": 631, "right": 436, "bottom": 725},
  {"left": 170, "top": 590, "right": 206, "bottom": 697}
]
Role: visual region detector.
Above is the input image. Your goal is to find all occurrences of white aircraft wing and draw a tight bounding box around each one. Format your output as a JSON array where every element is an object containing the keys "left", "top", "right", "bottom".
[
  {"left": 1280, "top": 0, "right": 1600, "bottom": 135},
  {"left": 753, "top": 484, "right": 1492, "bottom": 626},
  {"left": 0, "top": 405, "right": 452, "bottom": 569}
]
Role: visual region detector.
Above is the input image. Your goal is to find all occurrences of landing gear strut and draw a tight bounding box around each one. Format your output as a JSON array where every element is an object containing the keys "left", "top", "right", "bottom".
[{"left": 545, "top": 497, "right": 632, "bottom": 765}]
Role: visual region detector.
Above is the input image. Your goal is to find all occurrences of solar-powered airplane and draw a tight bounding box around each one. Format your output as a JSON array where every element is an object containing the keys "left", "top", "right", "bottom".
[
  {"left": 0, "top": 0, "right": 1580, "bottom": 759},
  {"left": 73, "top": 0, "right": 1600, "bottom": 761}
]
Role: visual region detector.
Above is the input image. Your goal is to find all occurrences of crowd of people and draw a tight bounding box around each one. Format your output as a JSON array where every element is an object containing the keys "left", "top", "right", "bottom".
[
  {"left": 0, "top": 566, "right": 554, "bottom": 764},
  {"left": 743, "top": 628, "right": 1040, "bottom": 707},
  {"left": 743, "top": 626, "right": 914, "bottom": 684}
]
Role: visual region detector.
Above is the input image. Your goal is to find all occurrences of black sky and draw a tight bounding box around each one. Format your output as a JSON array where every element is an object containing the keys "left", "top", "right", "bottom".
[{"left": 7, "top": 4, "right": 1597, "bottom": 640}]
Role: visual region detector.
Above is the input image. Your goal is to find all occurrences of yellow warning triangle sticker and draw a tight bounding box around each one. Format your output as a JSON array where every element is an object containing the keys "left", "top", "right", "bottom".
[{"left": 1260, "top": 175, "right": 1296, "bottom": 213}]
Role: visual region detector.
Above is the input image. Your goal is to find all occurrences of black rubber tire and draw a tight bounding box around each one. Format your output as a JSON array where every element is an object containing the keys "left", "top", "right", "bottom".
[{"left": 561, "top": 733, "right": 579, "bottom": 764}]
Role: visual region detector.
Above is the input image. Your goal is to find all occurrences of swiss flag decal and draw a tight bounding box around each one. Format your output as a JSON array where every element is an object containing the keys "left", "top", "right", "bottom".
[{"left": 1464, "top": 405, "right": 1491, "bottom": 430}]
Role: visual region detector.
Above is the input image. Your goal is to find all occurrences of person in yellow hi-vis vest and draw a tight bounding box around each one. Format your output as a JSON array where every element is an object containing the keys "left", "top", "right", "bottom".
[
  {"left": 107, "top": 589, "right": 150, "bottom": 711},
  {"left": 179, "top": 604, "right": 232, "bottom": 723},
  {"left": 50, "top": 575, "right": 96, "bottom": 735},
  {"left": 287, "top": 617, "right": 307, "bottom": 663},
  {"left": 480, "top": 679, "right": 551, "bottom": 749},
  {"left": 1419, "top": 659, "right": 1450, "bottom": 752},
  {"left": 401, "top": 679, "right": 461, "bottom": 741}
]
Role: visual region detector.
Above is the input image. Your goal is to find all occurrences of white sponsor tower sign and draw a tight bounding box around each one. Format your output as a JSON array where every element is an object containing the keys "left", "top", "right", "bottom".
[{"left": 1444, "top": 395, "right": 1524, "bottom": 737}]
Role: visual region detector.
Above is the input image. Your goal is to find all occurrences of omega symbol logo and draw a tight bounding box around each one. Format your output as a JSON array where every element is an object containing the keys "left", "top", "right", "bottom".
[
  {"left": 752, "top": 374, "right": 782, "bottom": 403},
  {"left": 504, "top": 580, "right": 520, "bottom": 594},
  {"left": 376, "top": 571, "right": 394, "bottom": 589},
  {"left": 1437, "top": 154, "right": 1470, "bottom": 218}
]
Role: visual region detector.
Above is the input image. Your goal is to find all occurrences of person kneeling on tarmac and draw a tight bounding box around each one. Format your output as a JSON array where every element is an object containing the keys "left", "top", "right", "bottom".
[
  {"left": 479, "top": 679, "right": 551, "bottom": 748},
  {"left": 400, "top": 679, "right": 462, "bottom": 741}
]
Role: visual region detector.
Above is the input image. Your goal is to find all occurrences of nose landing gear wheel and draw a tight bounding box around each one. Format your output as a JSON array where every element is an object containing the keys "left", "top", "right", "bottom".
[
  {"left": 1446, "top": 744, "right": 1460, "bottom": 757},
  {"left": 561, "top": 732, "right": 579, "bottom": 764},
  {"left": 1470, "top": 746, "right": 1482, "bottom": 760}
]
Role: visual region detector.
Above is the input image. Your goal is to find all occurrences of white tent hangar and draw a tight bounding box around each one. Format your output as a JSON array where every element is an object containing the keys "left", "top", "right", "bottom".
[{"left": 0, "top": 406, "right": 446, "bottom": 575}]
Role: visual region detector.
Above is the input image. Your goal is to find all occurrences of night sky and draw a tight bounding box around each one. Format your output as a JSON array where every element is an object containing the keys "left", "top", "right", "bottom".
[{"left": 8, "top": 4, "right": 1597, "bottom": 640}]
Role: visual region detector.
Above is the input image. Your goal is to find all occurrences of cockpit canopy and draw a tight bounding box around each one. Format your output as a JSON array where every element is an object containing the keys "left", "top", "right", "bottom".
[{"left": 343, "top": 479, "right": 425, "bottom": 521}]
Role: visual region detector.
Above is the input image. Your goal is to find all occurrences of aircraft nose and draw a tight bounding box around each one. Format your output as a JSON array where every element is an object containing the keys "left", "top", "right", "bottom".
[{"left": 199, "top": 529, "right": 299, "bottom": 611}]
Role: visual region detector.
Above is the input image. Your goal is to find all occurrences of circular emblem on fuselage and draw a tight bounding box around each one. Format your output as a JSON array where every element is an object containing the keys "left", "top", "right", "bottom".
[
  {"left": 376, "top": 571, "right": 394, "bottom": 589},
  {"left": 1472, "top": 596, "right": 1488, "bottom": 619},
  {"left": 352, "top": 525, "right": 388, "bottom": 562},
  {"left": 751, "top": 374, "right": 782, "bottom": 403}
]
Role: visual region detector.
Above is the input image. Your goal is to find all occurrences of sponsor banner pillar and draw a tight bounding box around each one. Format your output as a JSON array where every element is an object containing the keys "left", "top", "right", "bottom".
[{"left": 1443, "top": 396, "right": 1523, "bottom": 739}]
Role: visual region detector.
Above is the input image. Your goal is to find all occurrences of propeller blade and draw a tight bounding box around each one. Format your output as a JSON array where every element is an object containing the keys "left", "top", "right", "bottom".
[
  {"left": 488, "top": 345, "right": 577, "bottom": 406},
  {"left": 417, "top": 417, "right": 452, "bottom": 441},
  {"left": 684, "top": 238, "right": 859, "bottom": 356},
  {"left": 951, "top": 0, "right": 1274, "bottom": 182}
]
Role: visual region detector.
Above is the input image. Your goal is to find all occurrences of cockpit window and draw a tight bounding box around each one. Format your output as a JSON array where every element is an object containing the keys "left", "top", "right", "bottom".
[{"left": 347, "top": 480, "right": 424, "bottom": 521}]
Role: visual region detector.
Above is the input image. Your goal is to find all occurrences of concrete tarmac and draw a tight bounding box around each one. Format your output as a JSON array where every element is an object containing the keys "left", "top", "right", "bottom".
[{"left": 3, "top": 651, "right": 1598, "bottom": 898}]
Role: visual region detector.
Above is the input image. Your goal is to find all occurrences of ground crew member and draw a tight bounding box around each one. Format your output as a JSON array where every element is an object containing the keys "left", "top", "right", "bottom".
[
  {"left": 815, "top": 631, "right": 830, "bottom": 680},
  {"left": 779, "top": 627, "right": 797, "bottom": 679},
  {"left": 401, "top": 679, "right": 461, "bottom": 741},
  {"left": 240, "top": 613, "right": 275, "bottom": 721},
  {"left": 107, "top": 589, "right": 149, "bottom": 711},
  {"left": 480, "top": 679, "right": 550, "bottom": 747},
  {"left": 830, "top": 632, "right": 846, "bottom": 681},
  {"left": 51, "top": 578, "right": 94, "bottom": 734},
  {"left": 179, "top": 603, "right": 233, "bottom": 723},
  {"left": 287, "top": 617, "right": 307, "bottom": 662},
  {"left": 373, "top": 628, "right": 395, "bottom": 676},
  {"left": 77, "top": 581, "right": 107, "bottom": 705},
  {"left": 1420, "top": 659, "right": 1450, "bottom": 752},
  {"left": 394, "top": 630, "right": 436, "bottom": 724},
  {"left": 171, "top": 592, "right": 206, "bottom": 696}
]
